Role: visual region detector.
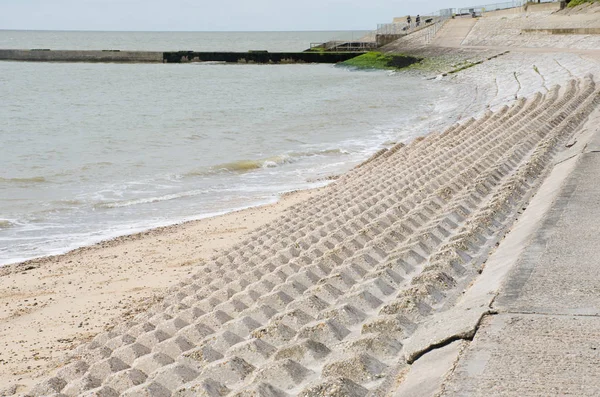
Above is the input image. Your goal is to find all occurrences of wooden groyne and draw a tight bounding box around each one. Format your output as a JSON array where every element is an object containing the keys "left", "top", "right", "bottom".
[
  {"left": 0, "top": 49, "right": 364, "bottom": 64},
  {"left": 162, "top": 51, "right": 363, "bottom": 64}
]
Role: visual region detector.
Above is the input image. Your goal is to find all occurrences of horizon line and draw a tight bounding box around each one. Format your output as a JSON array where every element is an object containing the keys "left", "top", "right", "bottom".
[{"left": 0, "top": 28, "right": 373, "bottom": 33}]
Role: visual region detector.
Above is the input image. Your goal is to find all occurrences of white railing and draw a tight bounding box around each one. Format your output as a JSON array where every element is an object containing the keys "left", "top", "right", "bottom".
[
  {"left": 455, "top": 1, "right": 522, "bottom": 15},
  {"left": 376, "top": 23, "right": 409, "bottom": 35},
  {"left": 372, "top": 0, "right": 560, "bottom": 48},
  {"left": 309, "top": 41, "right": 378, "bottom": 52},
  {"left": 425, "top": 18, "right": 450, "bottom": 44},
  {"left": 375, "top": 8, "right": 454, "bottom": 46}
]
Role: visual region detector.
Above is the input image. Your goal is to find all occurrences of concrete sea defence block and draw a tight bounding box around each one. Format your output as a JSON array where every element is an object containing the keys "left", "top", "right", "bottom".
[{"left": 25, "top": 76, "right": 600, "bottom": 396}]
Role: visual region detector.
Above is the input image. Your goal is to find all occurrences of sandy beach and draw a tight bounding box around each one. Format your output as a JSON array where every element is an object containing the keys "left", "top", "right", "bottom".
[
  {"left": 3, "top": 3, "right": 600, "bottom": 396},
  {"left": 0, "top": 189, "right": 318, "bottom": 393}
]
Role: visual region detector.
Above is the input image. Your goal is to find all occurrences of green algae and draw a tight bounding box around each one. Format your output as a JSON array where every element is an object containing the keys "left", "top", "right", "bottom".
[
  {"left": 567, "top": 0, "right": 599, "bottom": 7},
  {"left": 341, "top": 52, "right": 421, "bottom": 70}
]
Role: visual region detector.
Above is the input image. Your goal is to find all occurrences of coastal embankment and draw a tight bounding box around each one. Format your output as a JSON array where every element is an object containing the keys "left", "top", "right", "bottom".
[
  {"left": 20, "top": 73, "right": 600, "bottom": 397},
  {"left": 3, "top": 3, "right": 600, "bottom": 396}
]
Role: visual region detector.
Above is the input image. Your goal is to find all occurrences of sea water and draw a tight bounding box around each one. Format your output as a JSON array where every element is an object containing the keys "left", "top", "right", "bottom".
[{"left": 0, "top": 30, "right": 476, "bottom": 265}]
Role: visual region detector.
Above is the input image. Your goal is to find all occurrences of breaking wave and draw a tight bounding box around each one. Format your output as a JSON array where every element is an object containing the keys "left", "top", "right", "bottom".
[
  {"left": 183, "top": 148, "right": 348, "bottom": 178},
  {"left": 0, "top": 220, "right": 15, "bottom": 229},
  {"left": 94, "top": 190, "right": 206, "bottom": 209}
]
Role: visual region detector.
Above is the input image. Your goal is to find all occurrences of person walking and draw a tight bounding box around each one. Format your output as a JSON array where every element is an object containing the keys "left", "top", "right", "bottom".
[
  {"left": 407, "top": 15, "right": 412, "bottom": 28},
  {"left": 416, "top": 14, "right": 421, "bottom": 27}
]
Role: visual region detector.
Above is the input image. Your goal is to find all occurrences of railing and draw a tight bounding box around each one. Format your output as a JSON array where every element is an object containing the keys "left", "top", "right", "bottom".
[
  {"left": 377, "top": 17, "right": 439, "bottom": 35},
  {"left": 425, "top": 18, "right": 451, "bottom": 44},
  {"left": 377, "top": 15, "right": 445, "bottom": 35},
  {"left": 421, "top": 9, "right": 454, "bottom": 44},
  {"left": 452, "top": 0, "right": 527, "bottom": 15},
  {"left": 376, "top": 23, "right": 409, "bottom": 35},
  {"left": 320, "top": 0, "right": 559, "bottom": 51},
  {"left": 376, "top": 11, "right": 454, "bottom": 46},
  {"left": 370, "top": 0, "right": 562, "bottom": 48},
  {"left": 375, "top": 6, "right": 458, "bottom": 46},
  {"left": 309, "top": 41, "right": 377, "bottom": 52}
]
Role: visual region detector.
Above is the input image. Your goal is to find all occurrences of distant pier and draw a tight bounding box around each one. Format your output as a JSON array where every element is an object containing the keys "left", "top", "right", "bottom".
[{"left": 0, "top": 49, "right": 365, "bottom": 64}]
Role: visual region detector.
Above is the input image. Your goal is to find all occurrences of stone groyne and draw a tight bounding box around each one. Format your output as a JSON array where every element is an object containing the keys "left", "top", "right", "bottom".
[
  {"left": 0, "top": 49, "right": 163, "bottom": 63},
  {"left": 162, "top": 51, "right": 365, "bottom": 64},
  {"left": 0, "top": 49, "right": 365, "bottom": 64}
]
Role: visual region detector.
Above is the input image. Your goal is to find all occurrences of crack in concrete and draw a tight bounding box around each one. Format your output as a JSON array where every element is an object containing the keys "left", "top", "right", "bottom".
[
  {"left": 503, "top": 310, "right": 600, "bottom": 318},
  {"left": 513, "top": 71, "right": 522, "bottom": 99},
  {"left": 554, "top": 58, "right": 574, "bottom": 78},
  {"left": 554, "top": 153, "right": 579, "bottom": 165},
  {"left": 407, "top": 310, "right": 493, "bottom": 365}
]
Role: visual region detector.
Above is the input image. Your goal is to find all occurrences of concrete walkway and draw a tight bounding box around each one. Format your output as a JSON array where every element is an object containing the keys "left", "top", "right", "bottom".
[
  {"left": 431, "top": 17, "right": 478, "bottom": 47},
  {"left": 440, "top": 108, "right": 600, "bottom": 396}
]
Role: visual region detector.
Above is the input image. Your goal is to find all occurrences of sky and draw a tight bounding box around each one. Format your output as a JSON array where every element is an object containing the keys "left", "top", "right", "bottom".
[{"left": 0, "top": 0, "right": 484, "bottom": 31}]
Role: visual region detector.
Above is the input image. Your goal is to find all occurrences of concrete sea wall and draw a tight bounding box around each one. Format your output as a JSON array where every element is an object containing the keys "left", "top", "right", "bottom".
[
  {"left": 0, "top": 49, "right": 162, "bottom": 63},
  {"left": 0, "top": 49, "right": 364, "bottom": 64},
  {"left": 162, "top": 51, "right": 363, "bottom": 64}
]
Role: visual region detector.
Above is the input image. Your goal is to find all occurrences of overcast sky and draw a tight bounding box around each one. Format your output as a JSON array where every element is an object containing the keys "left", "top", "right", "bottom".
[{"left": 0, "top": 0, "right": 482, "bottom": 31}]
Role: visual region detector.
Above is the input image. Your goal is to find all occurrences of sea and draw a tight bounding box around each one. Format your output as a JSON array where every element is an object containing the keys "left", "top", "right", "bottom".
[{"left": 0, "top": 30, "right": 480, "bottom": 266}]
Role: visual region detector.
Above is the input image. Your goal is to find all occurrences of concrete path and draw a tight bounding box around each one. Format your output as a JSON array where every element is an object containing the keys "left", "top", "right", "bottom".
[
  {"left": 440, "top": 110, "right": 600, "bottom": 396},
  {"left": 442, "top": 313, "right": 600, "bottom": 396}
]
